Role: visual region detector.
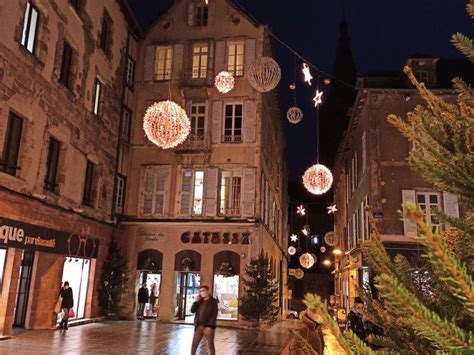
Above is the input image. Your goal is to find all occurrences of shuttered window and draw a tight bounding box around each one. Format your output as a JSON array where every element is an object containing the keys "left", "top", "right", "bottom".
[
  {"left": 190, "top": 103, "right": 206, "bottom": 138},
  {"left": 192, "top": 43, "right": 208, "bottom": 79},
  {"left": 223, "top": 104, "right": 242, "bottom": 143},
  {"left": 120, "top": 106, "right": 132, "bottom": 142},
  {"left": 195, "top": 5, "right": 208, "bottom": 26},
  {"left": 416, "top": 192, "right": 441, "bottom": 233},
  {"left": 219, "top": 171, "right": 241, "bottom": 216},
  {"left": 1, "top": 113, "right": 23, "bottom": 176},
  {"left": 115, "top": 174, "right": 126, "bottom": 214},
  {"left": 142, "top": 167, "right": 168, "bottom": 216},
  {"left": 59, "top": 42, "right": 73, "bottom": 87},
  {"left": 125, "top": 56, "right": 135, "bottom": 88},
  {"left": 180, "top": 170, "right": 205, "bottom": 216},
  {"left": 82, "top": 160, "right": 94, "bottom": 206},
  {"left": 92, "top": 78, "right": 102, "bottom": 116}
]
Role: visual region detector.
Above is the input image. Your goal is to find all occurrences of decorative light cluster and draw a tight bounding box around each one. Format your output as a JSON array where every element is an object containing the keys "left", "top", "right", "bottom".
[
  {"left": 299, "top": 253, "right": 315, "bottom": 269},
  {"left": 302, "top": 164, "right": 333, "bottom": 195},
  {"left": 287, "top": 106, "right": 304, "bottom": 124},
  {"left": 302, "top": 63, "right": 313, "bottom": 85},
  {"left": 214, "top": 71, "right": 235, "bottom": 93},
  {"left": 296, "top": 205, "right": 306, "bottom": 216},
  {"left": 324, "top": 231, "right": 337, "bottom": 246},
  {"left": 288, "top": 246, "right": 296, "bottom": 255},
  {"left": 143, "top": 100, "right": 191, "bottom": 149},
  {"left": 247, "top": 56, "right": 281, "bottom": 92}
]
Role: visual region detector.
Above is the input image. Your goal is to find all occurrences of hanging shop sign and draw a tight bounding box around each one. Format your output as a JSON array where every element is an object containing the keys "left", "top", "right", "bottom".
[{"left": 0, "top": 217, "right": 99, "bottom": 258}]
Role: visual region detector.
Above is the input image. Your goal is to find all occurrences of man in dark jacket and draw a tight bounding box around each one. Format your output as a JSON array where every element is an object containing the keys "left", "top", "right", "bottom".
[
  {"left": 347, "top": 297, "right": 367, "bottom": 341},
  {"left": 137, "top": 283, "right": 149, "bottom": 320},
  {"left": 59, "top": 281, "right": 74, "bottom": 330},
  {"left": 190, "top": 285, "right": 218, "bottom": 355}
]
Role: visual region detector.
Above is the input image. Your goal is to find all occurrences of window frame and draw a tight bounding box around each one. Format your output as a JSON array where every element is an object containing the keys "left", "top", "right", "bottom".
[
  {"left": 59, "top": 41, "right": 73, "bottom": 88},
  {"left": 223, "top": 103, "right": 243, "bottom": 143},
  {"left": 227, "top": 41, "right": 245, "bottom": 77},
  {"left": 20, "top": 1, "right": 39, "bottom": 55},
  {"left": 142, "top": 167, "right": 168, "bottom": 217},
  {"left": 69, "top": 0, "right": 80, "bottom": 10},
  {"left": 191, "top": 43, "right": 209, "bottom": 79},
  {"left": 120, "top": 106, "right": 132, "bottom": 143},
  {"left": 99, "top": 16, "right": 110, "bottom": 53},
  {"left": 155, "top": 46, "right": 173, "bottom": 81},
  {"left": 416, "top": 192, "right": 441, "bottom": 233},
  {"left": 195, "top": 4, "right": 209, "bottom": 26},
  {"left": 114, "top": 174, "right": 126, "bottom": 214},
  {"left": 82, "top": 160, "right": 94, "bottom": 206},
  {"left": 125, "top": 56, "right": 135, "bottom": 89},
  {"left": 189, "top": 103, "right": 206, "bottom": 138},
  {"left": 1, "top": 112, "right": 24, "bottom": 176},
  {"left": 44, "top": 137, "right": 61, "bottom": 193},
  {"left": 92, "top": 78, "right": 102, "bottom": 116},
  {"left": 219, "top": 170, "right": 242, "bottom": 216}
]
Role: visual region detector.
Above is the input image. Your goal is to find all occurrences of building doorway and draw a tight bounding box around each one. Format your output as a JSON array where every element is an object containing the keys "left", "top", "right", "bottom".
[
  {"left": 13, "top": 250, "right": 35, "bottom": 328},
  {"left": 138, "top": 272, "right": 161, "bottom": 318},
  {"left": 175, "top": 272, "right": 200, "bottom": 322},
  {"left": 58, "top": 257, "right": 91, "bottom": 322}
]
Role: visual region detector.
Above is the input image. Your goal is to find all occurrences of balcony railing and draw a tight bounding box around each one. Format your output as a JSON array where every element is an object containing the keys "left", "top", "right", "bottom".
[{"left": 175, "top": 134, "right": 210, "bottom": 152}]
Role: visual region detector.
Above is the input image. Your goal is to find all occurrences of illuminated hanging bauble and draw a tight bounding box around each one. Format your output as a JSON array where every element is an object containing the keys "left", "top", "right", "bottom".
[
  {"left": 324, "top": 231, "right": 337, "bottom": 246},
  {"left": 289, "top": 83, "right": 296, "bottom": 90},
  {"left": 247, "top": 56, "right": 281, "bottom": 92},
  {"left": 320, "top": 246, "right": 326, "bottom": 253},
  {"left": 299, "top": 253, "right": 315, "bottom": 269},
  {"left": 214, "top": 71, "right": 235, "bottom": 93},
  {"left": 288, "top": 246, "right": 296, "bottom": 255},
  {"left": 143, "top": 100, "right": 191, "bottom": 149},
  {"left": 323, "top": 78, "right": 331, "bottom": 85},
  {"left": 302, "top": 164, "right": 333, "bottom": 195},
  {"left": 287, "top": 106, "right": 303, "bottom": 124}
]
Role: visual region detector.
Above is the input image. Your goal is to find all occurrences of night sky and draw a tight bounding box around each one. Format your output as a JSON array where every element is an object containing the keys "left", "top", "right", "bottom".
[{"left": 128, "top": 0, "right": 472, "bottom": 181}]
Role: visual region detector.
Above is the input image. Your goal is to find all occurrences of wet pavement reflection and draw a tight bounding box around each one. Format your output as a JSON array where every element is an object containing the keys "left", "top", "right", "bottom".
[{"left": 0, "top": 321, "right": 291, "bottom": 354}]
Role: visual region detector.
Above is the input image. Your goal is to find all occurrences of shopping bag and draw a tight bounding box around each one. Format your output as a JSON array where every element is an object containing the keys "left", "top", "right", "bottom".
[
  {"left": 54, "top": 297, "right": 62, "bottom": 314},
  {"left": 69, "top": 308, "right": 75, "bottom": 318}
]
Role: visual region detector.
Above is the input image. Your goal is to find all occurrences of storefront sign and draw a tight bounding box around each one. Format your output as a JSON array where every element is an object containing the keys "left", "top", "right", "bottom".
[
  {"left": 139, "top": 230, "right": 166, "bottom": 242},
  {"left": 0, "top": 217, "right": 99, "bottom": 258}
]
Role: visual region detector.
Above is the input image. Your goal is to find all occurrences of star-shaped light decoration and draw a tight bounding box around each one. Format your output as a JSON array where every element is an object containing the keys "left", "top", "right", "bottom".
[
  {"left": 290, "top": 234, "right": 298, "bottom": 242},
  {"left": 327, "top": 204, "right": 338, "bottom": 214},
  {"left": 302, "top": 225, "right": 311, "bottom": 236},
  {"left": 296, "top": 205, "right": 306, "bottom": 216},
  {"left": 313, "top": 90, "right": 323, "bottom": 107},
  {"left": 302, "top": 63, "right": 313, "bottom": 86}
]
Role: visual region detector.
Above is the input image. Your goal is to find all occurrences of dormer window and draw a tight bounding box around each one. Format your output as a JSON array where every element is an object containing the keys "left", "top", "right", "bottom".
[
  {"left": 413, "top": 70, "right": 428, "bottom": 83},
  {"left": 195, "top": 4, "right": 208, "bottom": 26}
]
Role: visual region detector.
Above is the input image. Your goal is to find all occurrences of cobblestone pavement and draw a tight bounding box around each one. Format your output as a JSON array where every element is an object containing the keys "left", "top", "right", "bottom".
[{"left": 0, "top": 321, "right": 292, "bottom": 355}]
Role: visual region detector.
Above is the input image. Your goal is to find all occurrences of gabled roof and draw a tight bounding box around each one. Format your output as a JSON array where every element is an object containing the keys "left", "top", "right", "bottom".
[{"left": 142, "top": 0, "right": 261, "bottom": 34}]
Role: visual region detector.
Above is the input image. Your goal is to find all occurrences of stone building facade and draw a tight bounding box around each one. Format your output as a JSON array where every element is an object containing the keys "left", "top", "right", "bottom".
[
  {"left": 332, "top": 57, "right": 465, "bottom": 311},
  {"left": 116, "top": 0, "right": 288, "bottom": 326},
  {"left": 0, "top": 0, "right": 138, "bottom": 335}
]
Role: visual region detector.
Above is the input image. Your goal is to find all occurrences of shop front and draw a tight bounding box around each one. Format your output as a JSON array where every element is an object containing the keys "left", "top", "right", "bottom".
[
  {"left": 120, "top": 222, "right": 285, "bottom": 327},
  {"left": 0, "top": 213, "right": 103, "bottom": 335}
]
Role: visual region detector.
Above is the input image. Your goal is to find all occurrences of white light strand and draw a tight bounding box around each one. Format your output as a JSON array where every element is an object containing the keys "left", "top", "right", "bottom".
[
  {"left": 313, "top": 90, "right": 323, "bottom": 107},
  {"left": 302, "top": 63, "right": 313, "bottom": 85}
]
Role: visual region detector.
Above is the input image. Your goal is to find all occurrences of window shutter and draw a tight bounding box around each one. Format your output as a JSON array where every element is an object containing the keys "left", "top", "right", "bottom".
[
  {"left": 208, "top": 0, "right": 216, "bottom": 25},
  {"left": 205, "top": 168, "right": 218, "bottom": 217},
  {"left": 180, "top": 170, "right": 193, "bottom": 216},
  {"left": 143, "top": 170, "right": 154, "bottom": 215},
  {"left": 144, "top": 46, "right": 156, "bottom": 81},
  {"left": 402, "top": 189, "right": 417, "bottom": 237},
  {"left": 215, "top": 40, "right": 226, "bottom": 73},
  {"left": 155, "top": 169, "right": 167, "bottom": 215},
  {"left": 242, "top": 167, "right": 256, "bottom": 218},
  {"left": 361, "top": 131, "right": 367, "bottom": 174},
  {"left": 185, "top": 100, "right": 193, "bottom": 117},
  {"left": 243, "top": 99, "right": 256, "bottom": 143},
  {"left": 172, "top": 44, "right": 184, "bottom": 82},
  {"left": 211, "top": 101, "right": 223, "bottom": 144},
  {"left": 443, "top": 191, "right": 459, "bottom": 218},
  {"left": 187, "top": 1, "right": 195, "bottom": 26},
  {"left": 244, "top": 39, "right": 256, "bottom": 73}
]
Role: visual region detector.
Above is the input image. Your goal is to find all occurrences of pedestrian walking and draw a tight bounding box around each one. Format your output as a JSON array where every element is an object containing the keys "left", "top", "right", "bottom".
[
  {"left": 190, "top": 285, "right": 218, "bottom": 355},
  {"left": 347, "top": 297, "right": 367, "bottom": 341},
  {"left": 58, "top": 281, "right": 74, "bottom": 331},
  {"left": 137, "top": 283, "right": 149, "bottom": 320}
]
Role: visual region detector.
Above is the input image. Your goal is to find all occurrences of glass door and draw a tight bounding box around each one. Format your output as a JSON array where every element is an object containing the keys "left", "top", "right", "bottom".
[
  {"left": 175, "top": 272, "right": 200, "bottom": 321},
  {"left": 138, "top": 272, "right": 161, "bottom": 318},
  {"left": 13, "top": 250, "right": 35, "bottom": 328}
]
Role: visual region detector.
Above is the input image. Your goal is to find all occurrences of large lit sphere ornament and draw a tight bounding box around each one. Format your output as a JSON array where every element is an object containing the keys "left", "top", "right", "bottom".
[
  {"left": 214, "top": 71, "right": 235, "bottom": 93},
  {"left": 287, "top": 106, "right": 303, "bottom": 124},
  {"left": 143, "top": 100, "right": 190, "bottom": 149},
  {"left": 299, "top": 253, "right": 315, "bottom": 269},
  {"left": 288, "top": 246, "right": 296, "bottom": 256},
  {"left": 246, "top": 56, "right": 281, "bottom": 92},
  {"left": 302, "top": 164, "right": 333, "bottom": 195},
  {"left": 324, "top": 231, "right": 337, "bottom": 246}
]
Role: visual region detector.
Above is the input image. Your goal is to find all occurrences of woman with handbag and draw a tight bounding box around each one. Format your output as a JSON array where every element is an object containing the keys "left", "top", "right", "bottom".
[{"left": 59, "top": 281, "right": 74, "bottom": 330}]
